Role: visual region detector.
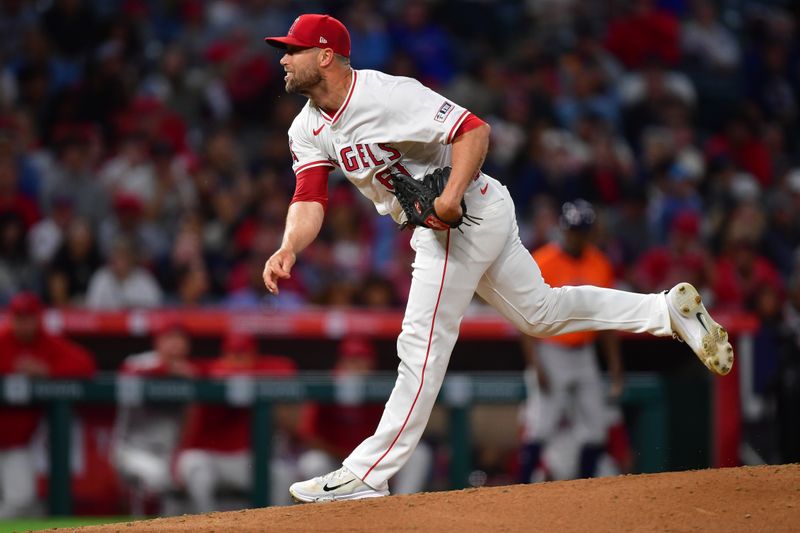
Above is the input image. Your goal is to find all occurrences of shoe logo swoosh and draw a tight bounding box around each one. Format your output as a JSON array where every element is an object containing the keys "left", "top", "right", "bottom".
[
  {"left": 480, "top": 183, "right": 489, "bottom": 195},
  {"left": 696, "top": 312, "right": 709, "bottom": 333},
  {"left": 323, "top": 479, "right": 355, "bottom": 492},
  {"left": 313, "top": 124, "right": 325, "bottom": 136}
]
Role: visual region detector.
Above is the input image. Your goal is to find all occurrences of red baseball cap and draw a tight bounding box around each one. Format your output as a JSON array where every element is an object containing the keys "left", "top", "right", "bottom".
[
  {"left": 154, "top": 317, "right": 189, "bottom": 337},
  {"left": 223, "top": 332, "right": 257, "bottom": 354},
  {"left": 337, "top": 336, "right": 376, "bottom": 363},
  {"left": 9, "top": 292, "right": 43, "bottom": 315},
  {"left": 264, "top": 14, "right": 351, "bottom": 58}
]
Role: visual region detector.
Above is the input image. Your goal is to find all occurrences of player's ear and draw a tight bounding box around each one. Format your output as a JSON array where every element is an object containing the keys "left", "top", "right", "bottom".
[{"left": 318, "top": 48, "right": 335, "bottom": 67}]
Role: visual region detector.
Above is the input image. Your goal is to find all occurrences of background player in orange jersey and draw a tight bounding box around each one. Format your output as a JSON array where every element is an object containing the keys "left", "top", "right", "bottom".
[{"left": 519, "top": 200, "right": 625, "bottom": 482}]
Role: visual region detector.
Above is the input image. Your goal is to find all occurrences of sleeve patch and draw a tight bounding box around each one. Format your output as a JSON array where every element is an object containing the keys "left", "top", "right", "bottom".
[{"left": 434, "top": 101, "right": 454, "bottom": 123}]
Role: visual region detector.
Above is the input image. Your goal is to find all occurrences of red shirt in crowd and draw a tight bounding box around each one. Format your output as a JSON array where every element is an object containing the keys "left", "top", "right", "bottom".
[
  {"left": 604, "top": 8, "right": 680, "bottom": 69},
  {"left": 0, "top": 329, "right": 96, "bottom": 448},
  {"left": 712, "top": 255, "right": 783, "bottom": 310},
  {"left": 634, "top": 246, "right": 709, "bottom": 292},
  {"left": 178, "top": 355, "right": 296, "bottom": 453},
  {"left": 705, "top": 134, "right": 772, "bottom": 186},
  {"left": 0, "top": 194, "right": 40, "bottom": 230}
]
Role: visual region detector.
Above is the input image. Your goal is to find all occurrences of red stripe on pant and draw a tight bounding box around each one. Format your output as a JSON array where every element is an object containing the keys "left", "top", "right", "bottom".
[{"left": 362, "top": 230, "right": 451, "bottom": 483}]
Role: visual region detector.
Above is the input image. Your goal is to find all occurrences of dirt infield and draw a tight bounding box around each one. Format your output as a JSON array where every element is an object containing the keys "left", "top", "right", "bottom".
[{"left": 67, "top": 464, "right": 799, "bottom": 533}]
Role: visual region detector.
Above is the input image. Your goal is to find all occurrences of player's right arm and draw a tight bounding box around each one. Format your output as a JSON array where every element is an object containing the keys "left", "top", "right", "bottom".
[
  {"left": 263, "top": 201, "right": 325, "bottom": 294},
  {"left": 264, "top": 112, "right": 334, "bottom": 295}
]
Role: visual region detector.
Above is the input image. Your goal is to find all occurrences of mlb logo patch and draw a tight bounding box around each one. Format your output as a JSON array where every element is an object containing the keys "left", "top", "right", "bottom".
[{"left": 434, "top": 101, "right": 454, "bottom": 123}]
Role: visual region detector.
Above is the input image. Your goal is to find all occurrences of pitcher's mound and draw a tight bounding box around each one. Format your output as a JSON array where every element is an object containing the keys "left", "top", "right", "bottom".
[{"left": 73, "top": 464, "right": 799, "bottom": 533}]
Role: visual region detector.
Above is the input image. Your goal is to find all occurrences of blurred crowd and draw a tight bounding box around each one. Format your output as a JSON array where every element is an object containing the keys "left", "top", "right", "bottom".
[{"left": 0, "top": 0, "right": 797, "bottom": 316}]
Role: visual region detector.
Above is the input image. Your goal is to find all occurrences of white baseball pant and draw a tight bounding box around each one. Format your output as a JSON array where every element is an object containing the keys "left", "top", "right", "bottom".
[
  {"left": 343, "top": 177, "right": 672, "bottom": 489},
  {"left": 521, "top": 342, "right": 607, "bottom": 445},
  {"left": 113, "top": 444, "right": 173, "bottom": 494},
  {"left": 177, "top": 449, "right": 296, "bottom": 510},
  {"left": 299, "top": 440, "right": 433, "bottom": 494},
  {"left": 0, "top": 447, "right": 36, "bottom": 518}
]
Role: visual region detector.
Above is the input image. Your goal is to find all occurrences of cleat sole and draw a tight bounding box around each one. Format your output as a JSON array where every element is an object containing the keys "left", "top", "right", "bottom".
[{"left": 670, "top": 283, "right": 734, "bottom": 376}]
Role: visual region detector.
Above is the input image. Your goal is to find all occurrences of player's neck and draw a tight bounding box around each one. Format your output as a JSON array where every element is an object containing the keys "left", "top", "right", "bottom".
[
  {"left": 562, "top": 242, "right": 585, "bottom": 258},
  {"left": 310, "top": 68, "right": 353, "bottom": 116}
]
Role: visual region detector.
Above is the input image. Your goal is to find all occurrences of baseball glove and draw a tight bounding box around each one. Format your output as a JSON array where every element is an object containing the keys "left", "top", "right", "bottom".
[{"left": 391, "top": 166, "right": 481, "bottom": 232}]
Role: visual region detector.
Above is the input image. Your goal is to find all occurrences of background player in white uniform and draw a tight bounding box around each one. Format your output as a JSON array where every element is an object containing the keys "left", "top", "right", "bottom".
[
  {"left": 519, "top": 200, "right": 623, "bottom": 483},
  {"left": 261, "top": 14, "right": 734, "bottom": 503}
]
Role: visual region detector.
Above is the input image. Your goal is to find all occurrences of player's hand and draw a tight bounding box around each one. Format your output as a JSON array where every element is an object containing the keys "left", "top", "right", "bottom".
[
  {"left": 433, "top": 196, "right": 463, "bottom": 226},
  {"left": 536, "top": 368, "right": 551, "bottom": 395},
  {"left": 15, "top": 357, "right": 49, "bottom": 377},
  {"left": 609, "top": 376, "right": 624, "bottom": 401},
  {"left": 169, "top": 359, "right": 195, "bottom": 378},
  {"left": 263, "top": 248, "right": 296, "bottom": 295}
]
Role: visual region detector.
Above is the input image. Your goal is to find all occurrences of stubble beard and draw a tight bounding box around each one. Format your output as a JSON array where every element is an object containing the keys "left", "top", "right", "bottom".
[{"left": 285, "top": 68, "right": 323, "bottom": 96}]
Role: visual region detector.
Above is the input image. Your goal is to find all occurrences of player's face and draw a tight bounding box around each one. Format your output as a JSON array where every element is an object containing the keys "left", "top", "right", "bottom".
[
  {"left": 281, "top": 46, "right": 322, "bottom": 95},
  {"left": 11, "top": 313, "right": 39, "bottom": 343},
  {"left": 564, "top": 227, "right": 592, "bottom": 252},
  {"left": 156, "top": 331, "right": 190, "bottom": 362}
]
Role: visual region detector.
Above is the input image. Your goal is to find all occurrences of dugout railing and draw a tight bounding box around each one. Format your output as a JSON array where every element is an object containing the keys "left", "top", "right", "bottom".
[{"left": 0, "top": 372, "right": 668, "bottom": 516}]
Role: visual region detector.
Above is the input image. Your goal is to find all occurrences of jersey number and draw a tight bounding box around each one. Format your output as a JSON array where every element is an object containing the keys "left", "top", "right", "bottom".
[{"left": 375, "top": 162, "right": 411, "bottom": 191}]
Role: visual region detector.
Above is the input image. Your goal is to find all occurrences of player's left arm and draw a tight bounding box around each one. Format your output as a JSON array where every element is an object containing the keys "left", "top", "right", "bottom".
[{"left": 434, "top": 122, "right": 491, "bottom": 223}]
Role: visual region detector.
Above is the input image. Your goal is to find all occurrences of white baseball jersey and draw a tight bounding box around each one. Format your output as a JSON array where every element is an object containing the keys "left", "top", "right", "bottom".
[
  {"left": 287, "top": 69, "right": 478, "bottom": 223},
  {"left": 283, "top": 68, "right": 675, "bottom": 490}
]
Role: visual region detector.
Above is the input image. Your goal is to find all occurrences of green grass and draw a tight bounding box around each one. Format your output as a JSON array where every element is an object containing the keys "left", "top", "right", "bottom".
[{"left": 0, "top": 517, "right": 139, "bottom": 532}]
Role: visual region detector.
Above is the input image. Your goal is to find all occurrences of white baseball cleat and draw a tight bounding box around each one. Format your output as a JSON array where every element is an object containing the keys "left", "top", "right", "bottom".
[
  {"left": 289, "top": 466, "right": 389, "bottom": 503},
  {"left": 666, "top": 282, "right": 734, "bottom": 376}
]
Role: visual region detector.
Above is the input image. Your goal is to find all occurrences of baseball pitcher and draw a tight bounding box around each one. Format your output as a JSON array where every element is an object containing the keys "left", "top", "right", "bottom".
[{"left": 262, "top": 14, "right": 733, "bottom": 503}]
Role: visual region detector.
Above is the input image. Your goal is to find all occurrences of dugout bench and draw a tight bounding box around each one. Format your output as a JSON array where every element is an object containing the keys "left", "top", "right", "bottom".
[{"left": 0, "top": 372, "right": 668, "bottom": 516}]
